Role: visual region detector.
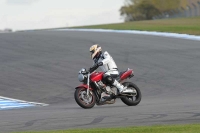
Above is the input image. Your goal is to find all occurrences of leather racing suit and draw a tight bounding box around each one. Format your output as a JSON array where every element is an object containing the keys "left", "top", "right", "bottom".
[{"left": 93, "top": 51, "right": 126, "bottom": 93}]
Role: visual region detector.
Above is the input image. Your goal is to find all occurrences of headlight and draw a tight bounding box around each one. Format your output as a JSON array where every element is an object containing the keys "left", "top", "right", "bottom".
[
  {"left": 78, "top": 74, "right": 85, "bottom": 82},
  {"left": 78, "top": 68, "right": 88, "bottom": 82}
]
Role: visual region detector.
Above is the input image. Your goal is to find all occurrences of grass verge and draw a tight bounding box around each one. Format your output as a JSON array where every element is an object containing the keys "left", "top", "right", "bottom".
[
  {"left": 14, "top": 124, "right": 200, "bottom": 133},
  {"left": 72, "top": 17, "right": 200, "bottom": 35}
]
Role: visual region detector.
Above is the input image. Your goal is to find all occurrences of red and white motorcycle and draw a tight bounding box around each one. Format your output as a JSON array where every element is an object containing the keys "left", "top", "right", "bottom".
[{"left": 74, "top": 64, "right": 141, "bottom": 109}]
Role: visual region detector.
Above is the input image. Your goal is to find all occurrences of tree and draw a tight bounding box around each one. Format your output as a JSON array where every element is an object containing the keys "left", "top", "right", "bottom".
[
  {"left": 150, "top": 0, "right": 181, "bottom": 12},
  {"left": 120, "top": 0, "right": 181, "bottom": 21},
  {"left": 120, "top": 0, "right": 137, "bottom": 21},
  {"left": 137, "top": 1, "right": 160, "bottom": 20}
]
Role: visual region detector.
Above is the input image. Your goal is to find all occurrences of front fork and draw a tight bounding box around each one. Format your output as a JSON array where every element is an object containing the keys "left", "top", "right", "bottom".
[
  {"left": 86, "top": 73, "right": 100, "bottom": 102},
  {"left": 87, "top": 73, "right": 91, "bottom": 96}
]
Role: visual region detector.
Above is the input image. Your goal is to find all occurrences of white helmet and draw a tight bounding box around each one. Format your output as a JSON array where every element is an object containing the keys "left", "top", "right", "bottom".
[{"left": 89, "top": 44, "right": 102, "bottom": 59}]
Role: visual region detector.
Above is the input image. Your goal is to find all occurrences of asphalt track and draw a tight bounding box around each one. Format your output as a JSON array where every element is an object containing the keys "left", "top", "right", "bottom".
[{"left": 0, "top": 30, "right": 200, "bottom": 132}]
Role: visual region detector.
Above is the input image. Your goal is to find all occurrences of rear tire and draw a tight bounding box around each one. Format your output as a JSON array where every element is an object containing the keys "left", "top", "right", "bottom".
[
  {"left": 74, "top": 88, "right": 96, "bottom": 109},
  {"left": 120, "top": 82, "right": 141, "bottom": 106}
]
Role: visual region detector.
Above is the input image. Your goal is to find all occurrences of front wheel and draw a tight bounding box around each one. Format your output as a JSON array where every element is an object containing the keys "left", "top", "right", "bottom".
[
  {"left": 74, "top": 88, "right": 96, "bottom": 109},
  {"left": 120, "top": 82, "right": 141, "bottom": 106}
]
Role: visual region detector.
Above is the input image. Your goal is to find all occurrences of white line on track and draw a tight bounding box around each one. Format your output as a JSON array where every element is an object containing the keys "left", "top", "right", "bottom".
[
  {"left": 0, "top": 96, "right": 48, "bottom": 110},
  {"left": 55, "top": 29, "right": 200, "bottom": 41}
]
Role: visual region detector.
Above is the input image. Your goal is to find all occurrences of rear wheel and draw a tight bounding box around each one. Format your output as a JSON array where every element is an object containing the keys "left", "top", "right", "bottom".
[
  {"left": 74, "top": 88, "right": 96, "bottom": 109},
  {"left": 120, "top": 82, "right": 141, "bottom": 106}
]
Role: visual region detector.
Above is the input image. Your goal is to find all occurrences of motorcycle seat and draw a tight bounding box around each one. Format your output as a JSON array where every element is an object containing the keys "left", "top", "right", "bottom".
[
  {"left": 115, "top": 70, "right": 127, "bottom": 81},
  {"left": 119, "top": 70, "right": 127, "bottom": 77}
]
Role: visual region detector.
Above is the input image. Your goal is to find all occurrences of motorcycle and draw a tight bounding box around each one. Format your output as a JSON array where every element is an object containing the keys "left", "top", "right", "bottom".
[{"left": 74, "top": 64, "right": 141, "bottom": 109}]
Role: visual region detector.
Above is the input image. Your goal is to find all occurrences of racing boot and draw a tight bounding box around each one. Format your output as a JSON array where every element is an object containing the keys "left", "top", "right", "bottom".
[{"left": 113, "top": 80, "right": 135, "bottom": 94}]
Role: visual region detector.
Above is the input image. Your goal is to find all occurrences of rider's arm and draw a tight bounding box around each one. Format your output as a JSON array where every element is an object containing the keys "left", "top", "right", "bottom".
[
  {"left": 90, "top": 51, "right": 111, "bottom": 73},
  {"left": 101, "top": 51, "right": 111, "bottom": 65},
  {"left": 89, "top": 62, "right": 103, "bottom": 73}
]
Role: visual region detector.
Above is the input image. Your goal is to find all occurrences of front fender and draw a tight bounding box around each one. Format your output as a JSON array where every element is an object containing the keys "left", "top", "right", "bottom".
[{"left": 75, "top": 84, "right": 93, "bottom": 90}]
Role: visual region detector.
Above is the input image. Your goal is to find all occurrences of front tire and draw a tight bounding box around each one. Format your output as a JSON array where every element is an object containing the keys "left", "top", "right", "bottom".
[
  {"left": 74, "top": 88, "right": 96, "bottom": 109},
  {"left": 120, "top": 82, "right": 141, "bottom": 106}
]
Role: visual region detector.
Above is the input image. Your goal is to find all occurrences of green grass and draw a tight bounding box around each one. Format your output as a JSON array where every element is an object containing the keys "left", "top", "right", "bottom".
[
  {"left": 72, "top": 17, "right": 200, "bottom": 35},
  {"left": 14, "top": 124, "right": 200, "bottom": 133}
]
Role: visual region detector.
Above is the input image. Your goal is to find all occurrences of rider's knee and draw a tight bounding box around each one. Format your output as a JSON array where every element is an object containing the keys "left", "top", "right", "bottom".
[{"left": 103, "top": 74, "right": 114, "bottom": 85}]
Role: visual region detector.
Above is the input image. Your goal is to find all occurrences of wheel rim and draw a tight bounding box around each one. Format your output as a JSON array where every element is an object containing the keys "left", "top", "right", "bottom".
[
  {"left": 127, "top": 87, "right": 138, "bottom": 102},
  {"left": 78, "top": 90, "right": 94, "bottom": 105}
]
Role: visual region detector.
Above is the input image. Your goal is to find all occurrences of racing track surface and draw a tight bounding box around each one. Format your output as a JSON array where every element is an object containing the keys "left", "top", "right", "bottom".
[{"left": 0, "top": 31, "right": 200, "bottom": 132}]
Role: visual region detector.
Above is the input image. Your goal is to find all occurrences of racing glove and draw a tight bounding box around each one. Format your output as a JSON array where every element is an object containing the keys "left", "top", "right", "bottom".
[{"left": 89, "top": 62, "right": 103, "bottom": 73}]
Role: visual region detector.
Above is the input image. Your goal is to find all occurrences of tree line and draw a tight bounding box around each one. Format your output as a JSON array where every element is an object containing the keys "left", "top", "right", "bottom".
[{"left": 120, "top": 0, "right": 187, "bottom": 21}]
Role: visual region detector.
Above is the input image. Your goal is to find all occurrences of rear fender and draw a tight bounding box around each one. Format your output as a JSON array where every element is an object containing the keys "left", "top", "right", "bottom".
[
  {"left": 75, "top": 84, "right": 93, "bottom": 90},
  {"left": 120, "top": 69, "right": 134, "bottom": 81}
]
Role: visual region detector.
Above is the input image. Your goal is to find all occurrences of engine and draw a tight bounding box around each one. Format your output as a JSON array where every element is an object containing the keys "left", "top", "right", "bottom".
[
  {"left": 97, "top": 81, "right": 105, "bottom": 89},
  {"left": 97, "top": 81, "right": 117, "bottom": 95}
]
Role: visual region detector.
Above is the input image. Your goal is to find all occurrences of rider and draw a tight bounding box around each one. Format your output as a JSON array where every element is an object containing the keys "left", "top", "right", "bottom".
[{"left": 89, "top": 44, "right": 134, "bottom": 94}]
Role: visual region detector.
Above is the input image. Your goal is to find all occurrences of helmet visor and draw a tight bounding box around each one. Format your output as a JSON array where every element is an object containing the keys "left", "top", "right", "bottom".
[
  {"left": 90, "top": 49, "right": 95, "bottom": 58},
  {"left": 90, "top": 49, "right": 95, "bottom": 54}
]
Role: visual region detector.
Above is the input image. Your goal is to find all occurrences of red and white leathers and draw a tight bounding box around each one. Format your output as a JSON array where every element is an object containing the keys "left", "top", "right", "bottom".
[
  {"left": 94, "top": 51, "right": 132, "bottom": 93},
  {"left": 97, "top": 51, "right": 119, "bottom": 75}
]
